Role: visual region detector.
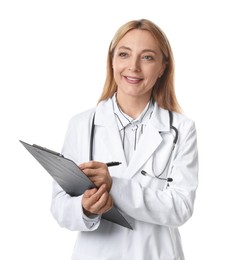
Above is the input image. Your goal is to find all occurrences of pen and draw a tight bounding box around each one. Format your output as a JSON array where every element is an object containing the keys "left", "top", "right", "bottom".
[{"left": 106, "top": 161, "right": 122, "bottom": 167}]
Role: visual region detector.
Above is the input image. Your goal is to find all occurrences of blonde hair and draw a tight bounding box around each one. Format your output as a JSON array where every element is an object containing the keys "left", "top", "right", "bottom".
[{"left": 98, "top": 19, "right": 181, "bottom": 113}]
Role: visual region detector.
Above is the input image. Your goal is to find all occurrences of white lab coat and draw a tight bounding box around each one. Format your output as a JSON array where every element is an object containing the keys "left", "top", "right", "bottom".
[{"left": 51, "top": 98, "right": 198, "bottom": 260}]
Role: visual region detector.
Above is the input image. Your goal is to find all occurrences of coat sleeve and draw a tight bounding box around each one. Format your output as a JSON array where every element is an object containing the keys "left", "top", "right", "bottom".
[
  {"left": 50, "top": 181, "right": 100, "bottom": 231},
  {"left": 50, "top": 112, "right": 100, "bottom": 231},
  {"left": 110, "top": 121, "right": 198, "bottom": 228}
]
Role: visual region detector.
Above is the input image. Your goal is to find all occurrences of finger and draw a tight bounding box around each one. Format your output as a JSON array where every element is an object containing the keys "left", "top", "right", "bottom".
[
  {"left": 83, "top": 166, "right": 109, "bottom": 177},
  {"left": 97, "top": 195, "right": 113, "bottom": 215},
  {"left": 83, "top": 188, "right": 98, "bottom": 198},
  {"left": 83, "top": 186, "right": 103, "bottom": 208},
  {"left": 86, "top": 191, "right": 110, "bottom": 215},
  {"left": 93, "top": 190, "right": 109, "bottom": 209},
  {"left": 82, "top": 185, "right": 109, "bottom": 214},
  {"left": 83, "top": 169, "right": 111, "bottom": 190},
  {"left": 82, "top": 190, "right": 108, "bottom": 214},
  {"left": 79, "top": 161, "right": 105, "bottom": 170},
  {"left": 82, "top": 168, "right": 100, "bottom": 177},
  {"left": 79, "top": 161, "right": 94, "bottom": 170},
  {"left": 82, "top": 169, "right": 109, "bottom": 185},
  {"left": 84, "top": 184, "right": 107, "bottom": 205}
]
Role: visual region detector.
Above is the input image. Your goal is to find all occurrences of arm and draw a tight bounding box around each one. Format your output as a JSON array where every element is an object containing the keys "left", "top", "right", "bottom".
[
  {"left": 50, "top": 112, "right": 111, "bottom": 231},
  {"left": 50, "top": 180, "right": 100, "bottom": 231}
]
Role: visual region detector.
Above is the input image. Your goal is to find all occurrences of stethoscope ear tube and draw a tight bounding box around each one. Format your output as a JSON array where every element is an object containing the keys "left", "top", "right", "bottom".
[
  {"left": 171, "top": 125, "right": 178, "bottom": 145},
  {"left": 168, "top": 110, "right": 178, "bottom": 144},
  {"left": 89, "top": 113, "right": 96, "bottom": 161}
]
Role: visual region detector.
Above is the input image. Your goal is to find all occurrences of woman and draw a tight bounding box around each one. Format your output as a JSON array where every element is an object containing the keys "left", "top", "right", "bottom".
[{"left": 51, "top": 19, "right": 198, "bottom": 260}]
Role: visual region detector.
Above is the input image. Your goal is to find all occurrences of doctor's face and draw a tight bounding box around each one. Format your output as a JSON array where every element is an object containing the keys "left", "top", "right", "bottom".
[{"left": 112, "top": 29, "right": 165, "bottom": 101}]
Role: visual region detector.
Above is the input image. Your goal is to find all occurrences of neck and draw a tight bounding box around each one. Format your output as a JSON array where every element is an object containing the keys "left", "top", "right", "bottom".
[{"left": 116, "top": 93, "right": 151, "bottom": 119}]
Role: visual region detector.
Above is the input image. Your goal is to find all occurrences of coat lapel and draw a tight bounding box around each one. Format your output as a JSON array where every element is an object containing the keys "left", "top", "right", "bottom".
[
  {"left": 94, "top": 99, "right": 127, "bottom": 168},
  {"left": 94, "top": 99, "right": 171, "bottom": 178},
  {"left": 125, "top": 104, "right": 171, "bottom": 178},
  {"left": 124, "top": 124, "right": 163, "bottom": 178}
]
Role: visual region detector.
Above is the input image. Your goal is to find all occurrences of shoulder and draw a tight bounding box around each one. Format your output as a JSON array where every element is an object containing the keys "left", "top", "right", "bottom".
[
  {"left": 69, "top": 107, "right": 96, "bottom": 126},
  {"left": 171, "top": 111, "right": 196, "bottom": 131},
  {"left": 67, "top": 99, "right": 112, "bottom": 129},
  {"left": 170, "top": 111, "right": 197, "bottom": 151},
  {"left": 154, "top": 106, "right": 197, "bottom": 147},
  {"left": 152, "top": 104, "right": 196, "bottom": 133},
  {"left": 62, "top": 108, "right": 96, "bottom": 139}
]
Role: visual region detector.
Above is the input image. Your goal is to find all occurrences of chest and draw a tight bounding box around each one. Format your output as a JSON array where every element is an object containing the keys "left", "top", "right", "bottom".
[{"left": 91, "top": 126, "right": 175, "bottom": 191}]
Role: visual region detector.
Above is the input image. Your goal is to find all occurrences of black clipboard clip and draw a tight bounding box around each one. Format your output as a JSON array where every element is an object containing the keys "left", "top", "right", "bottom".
[{"left": 33, "top": 144, "right": 64, "bottom": 157}]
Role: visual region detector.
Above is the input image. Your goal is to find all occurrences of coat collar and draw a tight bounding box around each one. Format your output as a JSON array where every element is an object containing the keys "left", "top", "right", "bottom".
[
  {"left": 94, "top": 98, "right": 171, "bottom": 178},
  {"left": 95, "top": 98, "right": 170, "bottom": 132}
]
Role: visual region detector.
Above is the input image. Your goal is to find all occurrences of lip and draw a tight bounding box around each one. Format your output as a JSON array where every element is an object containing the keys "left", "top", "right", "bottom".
[{"left": 123, "top": 76, "right": 143, "bottom": 84}]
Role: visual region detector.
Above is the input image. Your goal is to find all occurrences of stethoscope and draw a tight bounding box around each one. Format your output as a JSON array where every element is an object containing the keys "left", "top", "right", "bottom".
[{"left": 89, "top": 110, "right": 178, "bottom": 183}]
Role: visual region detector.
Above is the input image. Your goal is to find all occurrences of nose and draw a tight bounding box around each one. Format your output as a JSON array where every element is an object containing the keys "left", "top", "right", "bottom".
[
  {"left": 129, "top": 67, "right": 141, "bottom": 72},
  {"left": 128, "top": 57, "right": 141, "bottom": 72}
]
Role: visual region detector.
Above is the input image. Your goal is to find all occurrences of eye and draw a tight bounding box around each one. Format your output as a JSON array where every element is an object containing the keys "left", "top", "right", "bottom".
[
  {"left": 118, "top": 52, "right": 128, "bottom": 58},
  {"left": 142, "top": 55, "right": 154, "bottom": 61}
]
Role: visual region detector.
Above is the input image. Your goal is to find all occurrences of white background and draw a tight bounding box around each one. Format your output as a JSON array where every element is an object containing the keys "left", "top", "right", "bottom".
[{"left": 1, "top": 0, "right": 240, "bottom": 259}]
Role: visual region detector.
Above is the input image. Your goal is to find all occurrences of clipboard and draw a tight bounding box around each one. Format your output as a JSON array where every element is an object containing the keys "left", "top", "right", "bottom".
[{"left": 20, "top": 140, "right": 132, "bottom": 230}]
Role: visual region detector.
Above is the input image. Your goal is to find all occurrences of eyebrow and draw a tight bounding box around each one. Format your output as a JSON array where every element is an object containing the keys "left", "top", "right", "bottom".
[{"left": 118, "top": 46, "right": 157, "bottom": 55}]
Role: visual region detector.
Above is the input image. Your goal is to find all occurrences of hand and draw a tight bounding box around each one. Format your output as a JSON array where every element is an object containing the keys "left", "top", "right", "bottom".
[
  {"left": 82, "top": 184, "right": 113, "bottom": 216},
  {"left": 80, "top": 161, "right": 112, "bottom": 192}
]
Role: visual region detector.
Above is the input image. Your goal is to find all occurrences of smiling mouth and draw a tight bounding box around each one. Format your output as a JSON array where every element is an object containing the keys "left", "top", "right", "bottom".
[{"left": 124, "top": 76, "right": 143, "bottom": 83}]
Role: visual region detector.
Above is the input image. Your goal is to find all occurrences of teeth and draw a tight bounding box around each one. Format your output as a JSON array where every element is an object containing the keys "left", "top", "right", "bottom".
[{"left": 127, "top": 77, "right": 140, "bottom": 81}]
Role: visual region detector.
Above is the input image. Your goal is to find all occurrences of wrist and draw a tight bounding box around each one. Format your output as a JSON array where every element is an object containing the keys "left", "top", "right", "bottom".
[{"left": 83, "top": 207, "right": 98, "bottom": 218}]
